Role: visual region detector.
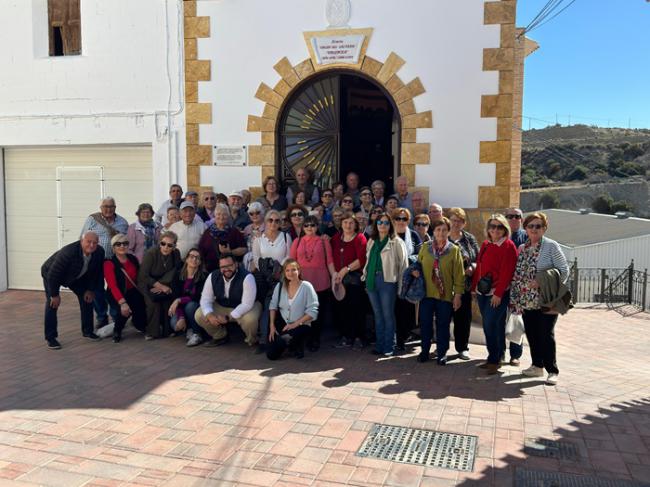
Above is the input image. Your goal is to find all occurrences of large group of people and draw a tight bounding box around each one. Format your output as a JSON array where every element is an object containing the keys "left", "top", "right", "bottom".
[{"left": 41, "top": 171, "right": 570, "bottom": 384}]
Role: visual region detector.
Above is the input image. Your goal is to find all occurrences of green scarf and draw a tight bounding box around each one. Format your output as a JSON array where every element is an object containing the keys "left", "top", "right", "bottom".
[{"left": 366, "top": 236, "right": 388, "bottom": 292}]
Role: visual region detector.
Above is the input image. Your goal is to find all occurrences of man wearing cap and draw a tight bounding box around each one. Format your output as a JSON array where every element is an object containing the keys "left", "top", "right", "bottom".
[
  {"left": 41, "top": 232, "right": 105, "bottom": 349},
  {"left": 155, "top": 184, "right": 184, "bottom": 225},
  {"left": 169, "top": 201, "right": 206, "bottom": 259},
  {"left": 228, "top": 191, "right": 251, "bottom": 230},
  {"left": 506, "top": 208, "right": 528, "bottom": 248}
]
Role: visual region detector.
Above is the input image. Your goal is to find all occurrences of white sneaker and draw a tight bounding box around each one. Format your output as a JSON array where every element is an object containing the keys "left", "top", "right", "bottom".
[
  {"left": 186, "top": 333, "right": 203, "bottom": 347},
  {"left": 546, "top": 373, "right": 559, "bottom": 385},
  {"left": 522, "top": 365, "right": 544, "bottom": 377},
  {"left": 459, "top": 350, "right": 470, "bottom": 360}
]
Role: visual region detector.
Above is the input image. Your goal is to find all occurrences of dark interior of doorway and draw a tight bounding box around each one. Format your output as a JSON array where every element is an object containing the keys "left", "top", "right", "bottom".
[{"left": 339, "top": 74, "right": 395, "bottom": 193}]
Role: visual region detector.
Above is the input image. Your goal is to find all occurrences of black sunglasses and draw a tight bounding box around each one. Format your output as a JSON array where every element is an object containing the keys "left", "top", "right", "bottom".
[
  {"left": 527, "top": 224, "right": 544, "bottom": 230},
  {"left": 488, "top": 224, "right": 505, "bottom": 230},
  {"left": 290, "top": 212, "right": 304, "bottom": 218},
  {"left": 415, "top": 222, "right": 428, "bottom": 227},
  {"left": 113, "top": 241, "right": 129, "bottom": 247},
  {"left": 303, "top": 223, "right": 317, "bottom": 228},
  {"left": 160, "top": 242, "right": 175, "bottom": 248},
  {"left": 394, "top": 216, "right": 409, "bottom": 222},
  {"left": 506, "top": 214, "right": 521, "bottom": 220}
]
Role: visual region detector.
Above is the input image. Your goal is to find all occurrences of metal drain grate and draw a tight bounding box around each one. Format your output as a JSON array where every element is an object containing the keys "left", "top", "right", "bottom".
[
  {"left": 515, "top": 468, "right": 650, "bottom": 487},
  {"left": 524, "top": 437, "right": 580, "bottom": 460},
  {"left": 356, "top": 423, "right": 477, "bottom": 471}
]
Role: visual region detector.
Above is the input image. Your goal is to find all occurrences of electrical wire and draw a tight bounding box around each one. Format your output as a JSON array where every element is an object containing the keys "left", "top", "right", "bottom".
[{"left": 519, "top": 0, "right": 578, "bottom": 37}]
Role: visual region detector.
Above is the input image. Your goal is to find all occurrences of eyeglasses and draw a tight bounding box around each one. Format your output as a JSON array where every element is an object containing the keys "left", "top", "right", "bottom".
[
  {"left": 394, "top": 216, "right": 409, "bottom": 222},
  {"left": 342, "top": 199, "right": 353, "bottom": 204},
  {"left": 488, "top": 224, "right": 505, "bottom": 231},
  {"left": 415, "top": 222, "right": 428, "bottom": 227},
  {"left": 290, "top": 212, "right": 304, "bottom": 218},
  {"left": 113, "top": 241, "right": 129, "bottom": 247},
  {"left": 101, "top": 205, "right": 116, "bottom": 209},
  {"left": 303, "top": 223, "right": 317, "bottom": 228},
  {"left": 267, "top": 218, "right": 281, "bottom": 224},
  {"left": 160, "top": 242, "right": 176, "bottom": 248},
  {"left": 506, "top": 214, "right": 521, "bottom": 220},
  {"left": 248, "top": 211, "right": 260, "bottom": 216},
  {"left": 204, "top": 196, "right": 216, "bottom": 201},
  {"left": 377, "top": 220, "right": 390, "bottom": 226},
  {"left": 187, "top": 254, "right": 201, "bottom": 260},
  {"left": 360, "top": 192, "right": 372, "bottom": 197},
  {"left": 527, "top": 224, "right": 544, "bottom": 230}
]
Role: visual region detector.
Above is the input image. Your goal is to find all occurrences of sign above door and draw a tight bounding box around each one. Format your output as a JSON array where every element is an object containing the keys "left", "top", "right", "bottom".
[{"left": 303, "top": 28, "right": 373, "bottom": 71}]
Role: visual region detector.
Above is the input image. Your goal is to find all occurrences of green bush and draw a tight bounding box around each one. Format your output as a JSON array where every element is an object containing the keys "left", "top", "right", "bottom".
[
  {"left": 539, "top": 191, "right": 560, "bottom": 209},
  {"left": 592, "top": 194, "right": 613, "bottom": 214}
]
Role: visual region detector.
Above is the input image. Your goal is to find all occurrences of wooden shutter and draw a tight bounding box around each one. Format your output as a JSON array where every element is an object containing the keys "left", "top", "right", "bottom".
[{"left": 48, "top": 0, "right": 81, "bottom": 56}]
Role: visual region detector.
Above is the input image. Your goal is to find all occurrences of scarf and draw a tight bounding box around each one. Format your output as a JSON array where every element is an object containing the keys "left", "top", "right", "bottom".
[
  {"left": 399, "top": 230, "right": 414, "bottom": 256},
  {"left": 207, "top": 223, "right": 230, "bottom": 241},
  {"left": 366, "top": 236, "right": 388, "bottom": 292},
  {"left": 139, "top": 219, "right": 157, "bottom": 250},
  {"left": 428, "top": 240, "right": 453, "bottom": 297}
]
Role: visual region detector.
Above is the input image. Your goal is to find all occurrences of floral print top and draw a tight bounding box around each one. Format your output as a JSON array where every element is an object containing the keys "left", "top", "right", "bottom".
[{"left": 510, "top": 240, "right": 541, "bottom": 313}]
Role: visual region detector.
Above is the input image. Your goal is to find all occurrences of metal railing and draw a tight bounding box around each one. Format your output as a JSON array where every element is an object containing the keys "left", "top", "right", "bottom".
[{"left": 568, "top": 259, "right": 649, "bottom": 316}]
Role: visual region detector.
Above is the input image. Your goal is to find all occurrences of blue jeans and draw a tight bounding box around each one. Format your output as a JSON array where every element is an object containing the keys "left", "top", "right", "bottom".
[
  {"left": 366, "top": 273, "right": 397, "bottom": 354},
  {"left": 419, "top": 297, "right": 454, "bottom": 358},
  {"left": 169, "top": 301, "right": 201, "bottom": 337},
  {"left": 477, "top": 292, "right": 510, "bottom": 364},
  {"left": 93, "top": 286, "right": 119, "bottom": 323}
]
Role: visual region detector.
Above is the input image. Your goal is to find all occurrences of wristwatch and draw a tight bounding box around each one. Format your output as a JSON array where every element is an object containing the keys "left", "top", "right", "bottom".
[{"left": 346, "top": 265, "right": 351, "bottom": 272}]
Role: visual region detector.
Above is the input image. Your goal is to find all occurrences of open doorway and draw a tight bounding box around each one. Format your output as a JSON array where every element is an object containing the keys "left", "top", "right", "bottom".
[{"left": 278, "top": 71, "right": 399, "bottom": 193}]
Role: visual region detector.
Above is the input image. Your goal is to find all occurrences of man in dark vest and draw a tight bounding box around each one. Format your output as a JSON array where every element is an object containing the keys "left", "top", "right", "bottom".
[
  {"left": 195, "top": 254, "right": 261, "bottom": 346},
  {"left": 41, "top": 231, "right": 105, "bottom": 349}
]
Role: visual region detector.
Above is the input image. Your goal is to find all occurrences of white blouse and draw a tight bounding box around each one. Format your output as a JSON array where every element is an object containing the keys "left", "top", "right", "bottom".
[{"left": 252, "top": 231, "right": 292, "bottom": 269}]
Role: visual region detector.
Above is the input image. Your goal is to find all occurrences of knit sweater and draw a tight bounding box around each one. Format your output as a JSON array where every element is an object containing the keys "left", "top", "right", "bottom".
[
  {"left": 417, "top": 242, "right": 465, "bottom": 302},
  {"left": 471, "top": 238, "right": 518, "bottom": 298}
]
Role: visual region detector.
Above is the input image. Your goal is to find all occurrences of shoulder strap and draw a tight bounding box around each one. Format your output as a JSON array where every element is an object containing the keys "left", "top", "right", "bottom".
[{"left": 91, "top": 213, "right": 119, "bottom": 238}]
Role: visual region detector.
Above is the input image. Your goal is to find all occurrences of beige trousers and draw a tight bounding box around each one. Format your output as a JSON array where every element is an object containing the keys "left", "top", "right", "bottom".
[{"left": 194, "top": 302, "right": 261, "bottom": 345}]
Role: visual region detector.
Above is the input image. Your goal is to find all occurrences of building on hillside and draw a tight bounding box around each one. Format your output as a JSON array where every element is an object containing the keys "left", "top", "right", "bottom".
[
  {"left": 535, "top": 209, "right": 650, "bottom": 271},
  {"left": 0, "top": 0, "right": 536, "bottom": 290}
]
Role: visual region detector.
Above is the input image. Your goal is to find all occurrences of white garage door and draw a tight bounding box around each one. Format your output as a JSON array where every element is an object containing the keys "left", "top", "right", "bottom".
[{"left": 4, "top": 146, "right": 153, "bottom": 289}]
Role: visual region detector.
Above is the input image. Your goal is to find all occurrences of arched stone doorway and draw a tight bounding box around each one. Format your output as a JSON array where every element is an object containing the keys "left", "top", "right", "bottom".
[{"left": 276, "top": 71, "right": 400, "bottom": 192}]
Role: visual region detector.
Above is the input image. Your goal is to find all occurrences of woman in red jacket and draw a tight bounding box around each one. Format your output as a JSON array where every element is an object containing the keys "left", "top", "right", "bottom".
[{"left": 472, "top": 214, "right": 518, "bottom": 374}]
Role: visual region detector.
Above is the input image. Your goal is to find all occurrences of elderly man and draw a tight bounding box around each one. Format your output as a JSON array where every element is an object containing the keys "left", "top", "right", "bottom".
[
  {"left": 371, "top": 180, "right": 386, "bottom": 207},
  {"left": 240, "top": 189, "right": 252, "bottom": 212},
  {"left": 184, "top": 190, "right": 199, "bottom": 208},
  {"left": 228, "top": 191, "right": 251, "bottom": 230},
  {"left": 393, "top": 176, "right": 413, "bottom": 213},
  {"left": 197, "top": 191, "right": 217, "bottom": 222},
  {"left": 81, "top": 196, "right": 129, "bottom": 327},
  {"left": 345, "top": 171, "right": 361, "bottom": 206},
  {"left": 194, "top": 254, "right": 261, "bottom": 347},
  {"left": 41, "top": 232, "right": 105, "bottom": 349},
  {"left": 286, "top": 168, "right": 319, "bottom": 206},
  {"left": 169, "top": 201, "right": 206, "bottom": 259},
  {"left": 506, "top": 207, "right": 528, "bottom": 247},
  {"left": 155, "top": 184, "right": 184, "bottom": 225},
  {"left": 411, "top": 191, "right": 426, "bottom": 217}
]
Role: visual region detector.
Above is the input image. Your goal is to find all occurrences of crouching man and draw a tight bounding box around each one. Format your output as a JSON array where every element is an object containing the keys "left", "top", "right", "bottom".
[
  {"left": 41, "top": 231, "right": 105, "bottom": 349},
  {"left": 194, "top": 254, "right": 261, "bottom": 346}
]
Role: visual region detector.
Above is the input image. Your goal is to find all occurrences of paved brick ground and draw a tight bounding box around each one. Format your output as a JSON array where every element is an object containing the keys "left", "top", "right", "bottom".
[{"left": 1, "top": 290, "right": 649, "bottom": 486}]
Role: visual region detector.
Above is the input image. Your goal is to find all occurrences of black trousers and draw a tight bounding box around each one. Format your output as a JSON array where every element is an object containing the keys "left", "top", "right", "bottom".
[
  {"left": 309, "top": 289, "right": 332, "bottom": 345},
  {"left": 452, "top": 292, "right": 473, "bottom": 353},
  {"left": 43, "top": 279, "right": 93, "bottom": 340},
  {"left": 335, "top": 284, "right": 366, "bottom": 341},
  {"left": 266, "top": 323, "right": 311, "bottom": 360},
  {"left": 113, "top": 288, "right": 147, "bottom": 335},
  {"left": 395, "top": 297, "right": 416, "bottom": 346},
  {"left": 523, "top": 309, "right": 559, "bottom": 374}
]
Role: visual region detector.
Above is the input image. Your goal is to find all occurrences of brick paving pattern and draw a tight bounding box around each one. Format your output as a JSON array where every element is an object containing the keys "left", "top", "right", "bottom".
[{"left": 1, "top": 290, "right": 649, "bottom": 486}]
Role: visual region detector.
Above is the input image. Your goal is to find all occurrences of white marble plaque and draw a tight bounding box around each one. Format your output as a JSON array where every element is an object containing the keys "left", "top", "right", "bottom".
[
  {"left": 311, "top": 34, "right": 364, "bottom": 65},
  {"left": 213, "top": 145, "right": 247, "bottom": 166}
]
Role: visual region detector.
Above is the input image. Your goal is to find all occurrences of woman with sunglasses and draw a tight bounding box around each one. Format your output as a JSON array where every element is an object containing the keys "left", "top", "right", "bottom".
[
  {"left": 471, "top": 214, "right": 518, "bottom": 374},
  {"left": 253, "top": 210, "right": 292, "bottom": 353},
  {"left": 447, "top": 208, "right": 479, "bottom": 360},
  {"left": 290, "top": 215, "right": 336, "bottom": 351},
  {"left": 198, "top": 203, "right": 247, "bottom": 273},
  {"left": 138, "top": 231, "right": 182, "bottom": 340},
  {"left": 413, "top": 214, "right": 432, "bottom": 244},
  {"left": 256, "top": 175, "right": 288, "bottom": 211},
  {"left": 320, "top": 188, "right": 336, "bottom": 224},
  {"left": 169, "top": 248, "right": 208, "bottom": 346},
  {"left": 104, "top": 233, "right": 147, "bottom": 343},
  {"left": 364, "top": 206, "right": 383, "bottom": 239},
  {"left": 392, "top": 207, "right": 422, "bottom": 351},
  {"left": 358, "top": 187, "right": 375, "bottom": 218},
  {"left": 510, "top": 212, "right": 568, "bottom": 385},
  {"left": 363, "top": 213, "right": 408, "bottom": 356},
  {"left": 331, "top": 212, "right": 368, "bottom": 349},
  {"left": 243, "top": 202, "right": 266, "bottom": 242},
  {"left": 340, "top": 194, "right": 355, "bottom": 213},
  {"left": 286, "top": 204, "right": 307, "bottom": 240}
]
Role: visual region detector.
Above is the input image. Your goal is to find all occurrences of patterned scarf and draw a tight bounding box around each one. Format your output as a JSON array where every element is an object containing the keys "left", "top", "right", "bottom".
[
  {"left": 140, "top": 219, "right": 157, "bottom": 250},
  {"left": 428, "top": 240, "right": 452, "bottom": 297}
]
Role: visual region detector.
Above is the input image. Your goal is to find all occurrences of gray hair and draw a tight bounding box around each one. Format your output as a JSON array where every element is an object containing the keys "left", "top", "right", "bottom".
[
  {"left": 160, "top": 230, "right": 178, "bottom": 244},
  {"left": 100, "top": 196, "right": 116, "bottom": 206},
  {"left": 371, "top": 180, "right": 385, "bottom": 189},
  {"left": 214, "top": 203, "right": 230, "bottom": 216},
  {"left": 110, "top": 233, "right": 128, "bottom": 247},
  {"left": 247, "top": 201, "right": 265, "bottom": 216}
]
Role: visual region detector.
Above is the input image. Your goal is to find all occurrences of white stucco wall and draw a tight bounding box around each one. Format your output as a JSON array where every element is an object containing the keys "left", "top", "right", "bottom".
[
  {"left": 197, "top": 0, "right": 501, "bottom": 207},
  {"left": 0, "top": 0, "right": 186, "bottom": 207}
]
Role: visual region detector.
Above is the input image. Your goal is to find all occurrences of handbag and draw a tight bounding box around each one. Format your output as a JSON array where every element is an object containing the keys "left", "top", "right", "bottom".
[
  {"left": 339, "top": 237, "right": 362, "bottom": 287},
  {"left": 476, "top": 244, "right": 493, "bottom": 294}
]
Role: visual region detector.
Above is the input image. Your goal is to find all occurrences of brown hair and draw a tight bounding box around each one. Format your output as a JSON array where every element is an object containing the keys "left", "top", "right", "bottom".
[
  {"left": 448, "top": 207, "right": 467, "bottom": 222},
  {"left": 392, "top": 207, "right": 412, "bottom": 222},
  {"left": 431, "top": 217, "right": 451, "bottom": 233},
  {"left": 263, "top": 175, "right": 280, "bottom": 193},
  {"left": 281, "top": 258, "right": 302, "bottom": 288},
  {"left": 523, "top": 212, "right": 548, "bottom": 229},
  {"left": 340, "top": 210, "right": 360, "bottom": 232},
  {"left": 414, "top": 213, "right": 431, "bottom": 225},
  {"left": 370, "top": 213, "right": 396, "bottom": 240}
]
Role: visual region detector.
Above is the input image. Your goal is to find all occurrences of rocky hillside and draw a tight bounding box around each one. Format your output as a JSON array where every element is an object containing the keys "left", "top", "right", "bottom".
[{"left": 521, "top": 125, "right": 650, "bottom": 189}]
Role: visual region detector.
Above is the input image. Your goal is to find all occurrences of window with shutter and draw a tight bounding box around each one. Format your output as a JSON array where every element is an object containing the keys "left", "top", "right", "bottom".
[{"left": 48, "top": 0, "right": 81, "bottom": 56}]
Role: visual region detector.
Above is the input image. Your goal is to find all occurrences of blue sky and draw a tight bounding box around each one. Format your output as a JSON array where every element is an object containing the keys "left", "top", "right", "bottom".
[{"left": 517, "top": 0, "right": 650, "bottom": 129}]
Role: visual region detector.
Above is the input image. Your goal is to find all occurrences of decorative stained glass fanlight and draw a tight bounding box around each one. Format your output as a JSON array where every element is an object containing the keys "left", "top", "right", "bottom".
[{"left": 279, "top": 75, "right": 340, "bottom": 190}]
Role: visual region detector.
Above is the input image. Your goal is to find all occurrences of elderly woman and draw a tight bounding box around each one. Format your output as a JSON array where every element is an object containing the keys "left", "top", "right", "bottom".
[
  {"left": 415, "top": 218, "right": 465, "bottom": 364},
  {"left": 127, "top": 203, "right": 162, "bottom": 263},
  {"left": 169, "top": 248, "right": 207, "bottom": 346},
  {"left": 471, "top": 214, "right": 518, "bottom": 374},
  {"left": 243, "top": 202, "right": 265, "bottom": 242},
  {"left": 510, "top": 212, "right": 568, "bottom": 385},
  {"left": 138, "top": 231, "right": 182, "bottom": 340},
  {"left": 413, "top": 213, "right": 432, "bottom": 244},
  {"left": 392, "top": 207, "right": 422, "bottom": 351},
  {"left": 104, "top": 234, "right": 147, "bottom": 343},
  {"left": 448, "top": 207, "right": 480, "bottom": 360},
  {"left": 253, "top": 210, "right": 292, "bottom": 353},
  {"left": 163, "top": 206, "right": 180, "bottom": 230},
  {"left": 256, "top": 175, "right": 288, "bottom": 211},
  {"left": 292, "top": 190, "right": 312, "bottom": 212},
  {"left": 385, "top": 196, "right": 399, "bottom": 214},
  {"left": 267, "top": 259, "right": 319, "bottom": 360},
  {"left": 358, "top": 187, "right": 375, "bottom": 217},
  {"left": 290, "top": 214, "right": 335, "bottom": 351},
  {"left": 340, "top": 194, "right": 355, "bottom": 213},
  {"left": 198, "top": 203, "right": 247, "bottom": 273},
  {"left": 286, "top": 204, "right": 307, "bottom": 240},
  {"left": 332, "top": 182, "right": 345, "bottom": 206},
  {"left": 363, "top": 213, "right": 408, "bottom": 356},
  {"left": 322, "top": 207, "right": 344, "bottom": 238},
  {"left": 331, "top": 212, "right": 368, "bottom": 349}
]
